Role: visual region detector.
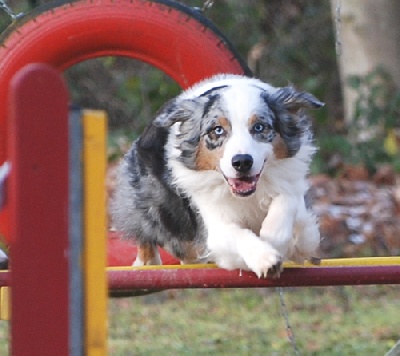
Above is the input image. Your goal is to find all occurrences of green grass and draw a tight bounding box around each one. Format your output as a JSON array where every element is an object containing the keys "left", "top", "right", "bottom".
[
  {"left": 107, "top": 285, "right": 400, "bottom": 355},
  {"left": 0, "top": 285, "right": 397, "bottom": 354}
]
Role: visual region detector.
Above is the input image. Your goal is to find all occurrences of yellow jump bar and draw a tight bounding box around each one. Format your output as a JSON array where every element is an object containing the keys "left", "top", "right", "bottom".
[{"left": 107, "top": 256, "right": 400, "bottom": 272}]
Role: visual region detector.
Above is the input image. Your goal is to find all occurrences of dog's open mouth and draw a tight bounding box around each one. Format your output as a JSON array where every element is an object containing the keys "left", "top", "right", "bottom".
[{"left": 226, "top": 175, "right": 260, "bottom": 197}]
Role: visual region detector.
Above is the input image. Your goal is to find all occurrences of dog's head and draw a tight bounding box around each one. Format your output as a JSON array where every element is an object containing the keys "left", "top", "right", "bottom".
[{"left": 154, "top": 76, "right": 323, "bottom": 197}]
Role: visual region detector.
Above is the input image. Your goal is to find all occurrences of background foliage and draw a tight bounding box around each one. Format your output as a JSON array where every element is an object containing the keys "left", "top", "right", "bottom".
[
  {"left": 67, "top": 0, "right": 341, "bottom": 132},
  {"left": 3, "top": 0, "right": 398, "bottom": 174},
  {"left": 1, "top": 1, "right": 340, "bottom": 130},
  {"left": 2, "top": 0, "right": 399, "bottom": 174}
]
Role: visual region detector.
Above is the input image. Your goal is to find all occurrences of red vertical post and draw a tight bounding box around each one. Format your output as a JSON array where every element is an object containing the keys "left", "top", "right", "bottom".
[{"left": 8, "top": 64, "right": 69, "bottom": 355}]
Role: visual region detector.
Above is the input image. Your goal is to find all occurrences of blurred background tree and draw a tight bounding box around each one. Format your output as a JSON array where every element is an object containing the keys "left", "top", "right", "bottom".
[
  {"left": 330, "top": 0, "right": 400, "bottom": 173},
  {"left": 331, "top": 0, "right": 400, "bottom": 122}
]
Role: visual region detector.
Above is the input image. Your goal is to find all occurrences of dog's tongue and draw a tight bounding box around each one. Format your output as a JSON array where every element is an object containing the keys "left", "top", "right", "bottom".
[{"left": 227, "top": 176, "right": 258, "bottom": 197}]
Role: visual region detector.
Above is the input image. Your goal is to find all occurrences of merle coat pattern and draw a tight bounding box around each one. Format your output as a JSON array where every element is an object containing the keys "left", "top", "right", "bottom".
[{"left": 112, "top": 74, "right": 323, "bottom": 277}]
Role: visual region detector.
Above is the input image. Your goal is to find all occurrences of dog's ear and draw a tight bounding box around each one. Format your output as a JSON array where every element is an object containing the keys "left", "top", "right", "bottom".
[
  {"left": 153, "top": 98, "right": 204, "bottom": 128},
  {"left": 271, "top": 86, "right": 324, "bottom": 113},
  {"left": 265, "top": 87, "right": 323, "bottom": 158}
]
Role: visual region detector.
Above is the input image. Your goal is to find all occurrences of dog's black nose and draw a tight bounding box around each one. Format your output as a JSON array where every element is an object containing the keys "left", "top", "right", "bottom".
[{"left": 231, "top": 154, "right": 253, "bottom": 173}]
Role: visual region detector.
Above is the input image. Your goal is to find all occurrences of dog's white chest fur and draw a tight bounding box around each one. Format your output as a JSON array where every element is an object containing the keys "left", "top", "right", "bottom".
[{"left": 167, "top": 133, "right": 320, "bottom": 276}]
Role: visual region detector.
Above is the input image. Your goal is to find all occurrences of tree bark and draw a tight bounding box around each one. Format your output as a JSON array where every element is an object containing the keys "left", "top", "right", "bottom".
[{"left": 331, "top": 0, "right": 400, "bottom": 122}]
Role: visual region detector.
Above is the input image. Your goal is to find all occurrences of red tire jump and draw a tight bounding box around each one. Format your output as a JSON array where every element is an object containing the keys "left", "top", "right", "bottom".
[{"left": 0, "top": 0, "right": 251, "bottom": 241}]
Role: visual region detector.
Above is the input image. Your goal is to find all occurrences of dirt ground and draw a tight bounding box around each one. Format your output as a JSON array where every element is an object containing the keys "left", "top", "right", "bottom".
[{"left": 312, "top": 165, "right": 400, "bottom": 259}]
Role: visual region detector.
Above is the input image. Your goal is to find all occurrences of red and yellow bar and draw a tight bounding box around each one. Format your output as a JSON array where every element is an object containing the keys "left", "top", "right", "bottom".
[
  {"left": 0, "top": 256, "right": 399, "bottom": 298},
  {"left": 106, "top": 257, "right": 400, "bottom": 294}
]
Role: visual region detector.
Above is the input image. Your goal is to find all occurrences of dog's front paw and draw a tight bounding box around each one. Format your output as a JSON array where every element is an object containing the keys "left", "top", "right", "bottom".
[{"left": 242, "top": 240, "right": 281, "bottom": 278}]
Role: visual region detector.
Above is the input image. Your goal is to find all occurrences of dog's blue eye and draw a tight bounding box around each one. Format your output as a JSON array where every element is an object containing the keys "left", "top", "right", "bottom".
[
  {"left": 253, "top": 123, "right": 265, "bottom": 133},
  {"left": 213, "top": 126, "right": 225, "bottom": 136}
]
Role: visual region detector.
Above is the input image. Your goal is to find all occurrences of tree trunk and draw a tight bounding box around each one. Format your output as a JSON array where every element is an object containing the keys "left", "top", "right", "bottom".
[{"left": 331, "top": 0, "right": 400, "bottom": 122}]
